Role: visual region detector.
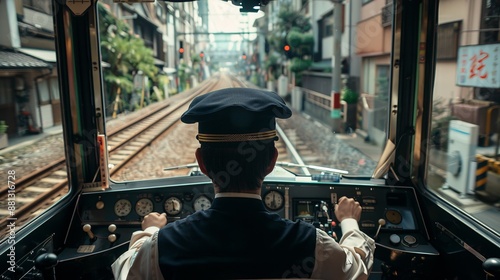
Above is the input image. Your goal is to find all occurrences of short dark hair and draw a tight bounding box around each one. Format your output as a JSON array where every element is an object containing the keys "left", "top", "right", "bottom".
[{"left": 199, "top": 140, "right": 275, "bottom": 192}]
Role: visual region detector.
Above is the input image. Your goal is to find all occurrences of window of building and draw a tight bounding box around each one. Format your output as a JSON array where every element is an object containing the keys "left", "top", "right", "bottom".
[
  {"left": 37, "top": 79, "right": 50, "bottom": 105},
  {"left": 50, "top": 77, "right": 60, "bottom": 101},
  {"left": 22, "top": 0, "right": 52, "bottom": 15},
  {"left": 436, "top": 21, "right": 461, "bottom": 60},
  {"left": 323, "top": 15, "right": 333, "bottom": 37}
]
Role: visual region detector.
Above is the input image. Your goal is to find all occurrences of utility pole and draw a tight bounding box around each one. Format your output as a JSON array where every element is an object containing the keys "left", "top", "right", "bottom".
[
  {"left": 173, "top": 6, "right": 180, "bottom": 93},
  {"left": 331, "top": 0, "right": 343, "bottom": 133}
]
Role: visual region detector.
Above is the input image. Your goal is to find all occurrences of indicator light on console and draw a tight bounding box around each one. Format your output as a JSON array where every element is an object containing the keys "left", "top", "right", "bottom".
[{"left": 389, "top": 234, "right": 401, "bottom": 245}]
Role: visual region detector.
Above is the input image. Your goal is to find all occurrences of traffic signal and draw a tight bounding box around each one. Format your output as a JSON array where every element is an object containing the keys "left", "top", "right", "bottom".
[
  {"left": 242, "top": 53, "right": 247, "bottom": 60},
  {"left": 283, "top": 44, "right": 292, "bottom": 59},
  {"left": 199, "top": 51, "right": 204, "bottom": 59},
  {"left": 179, "top": 41, "right": 184, "bottom": 59}
]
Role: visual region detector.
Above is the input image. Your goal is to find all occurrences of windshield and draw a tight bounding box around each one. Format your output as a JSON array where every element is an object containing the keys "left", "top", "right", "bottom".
[
  {"left": 3, "top": 0, "right": 499, "bottom": 238},
  {"left": 98, "top": 0, "right": 384, "bottom": 182}
]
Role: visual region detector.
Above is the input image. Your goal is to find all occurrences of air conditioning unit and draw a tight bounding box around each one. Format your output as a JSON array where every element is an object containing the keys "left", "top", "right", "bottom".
[
  {"left": 381, "top": 3, "right": 393, "bottom": 27},
  {"left": 445, "top": 120, "right": 478, "bottom": 196}
]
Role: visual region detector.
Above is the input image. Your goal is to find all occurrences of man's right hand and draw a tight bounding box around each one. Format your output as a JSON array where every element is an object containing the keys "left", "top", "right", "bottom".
[
  {"left": 334, "top": 196, "right": 362, "bottom": 222},
  {"left": 142, "top": 212, "right": 167, "bottom": 230}
]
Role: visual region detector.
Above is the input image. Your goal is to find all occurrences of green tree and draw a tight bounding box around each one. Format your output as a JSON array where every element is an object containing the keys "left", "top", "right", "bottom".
[
  {"left": 265, "top": 3, "right": 313, "bottom": 85},
  {"left": 178, "top": 62, "right": 191, "bottom": 91},
  {"left": 97, "top": 3, "right": 158, "bottom": 116}
]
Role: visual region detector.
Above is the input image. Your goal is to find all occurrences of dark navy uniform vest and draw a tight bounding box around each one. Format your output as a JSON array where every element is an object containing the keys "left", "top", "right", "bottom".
[{"left": 157, "top": 197, "right": 317, "bottom": 279}]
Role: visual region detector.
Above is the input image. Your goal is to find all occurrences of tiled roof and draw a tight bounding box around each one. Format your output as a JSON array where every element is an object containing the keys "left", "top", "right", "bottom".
[{"left": 0, "top": 50, "right": 52, "bottom": 69}]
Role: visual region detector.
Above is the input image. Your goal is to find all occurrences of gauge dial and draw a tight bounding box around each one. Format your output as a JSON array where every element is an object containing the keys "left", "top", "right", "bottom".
[
  {"left": 385, "top": 209, "right": 402, "bottom": 224},
  {"left": 114, "top": 199, "right": 132, "bottom": 217},
  {"left": 135, "top": 198, "right": 154, "bottom": 216},
  {"left": 264, "top": 190, "right": 284, "bottom": 210},
  {"left": 193, "top": 195, "right": 211, "bottom": 211},
  {"left": 164, "top": 197, "right": 183, "bottom": 216}
]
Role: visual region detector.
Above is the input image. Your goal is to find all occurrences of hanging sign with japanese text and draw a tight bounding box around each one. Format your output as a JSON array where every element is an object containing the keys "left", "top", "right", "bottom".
[{"left": 456, "top": 43, "right": 500, "bottom": 88}]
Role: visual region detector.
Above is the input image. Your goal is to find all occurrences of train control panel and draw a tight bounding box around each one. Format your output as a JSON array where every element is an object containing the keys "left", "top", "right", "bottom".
[{"left": 51, "top": 179, "right": 438, "bottom": 278}]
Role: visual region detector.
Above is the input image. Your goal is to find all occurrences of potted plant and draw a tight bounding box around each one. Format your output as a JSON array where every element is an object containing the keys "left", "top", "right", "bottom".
[
  {"left": 341, "top": 87, "right": 359, "bottom": 133},
  {"left": 0, "top": 121, "right": 8, "bottom": 149}
]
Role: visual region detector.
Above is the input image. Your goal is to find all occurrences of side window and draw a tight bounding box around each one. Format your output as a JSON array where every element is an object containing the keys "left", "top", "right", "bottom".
[{"left": 429, "top": 0, "right": 500, "bottom": 234}]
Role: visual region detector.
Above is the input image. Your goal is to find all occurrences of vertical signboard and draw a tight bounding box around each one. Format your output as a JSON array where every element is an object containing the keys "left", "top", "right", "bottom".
[
  {"left": 331, "top": 91, "right": 341, "bottom": 119},
  {"left": 456, "top": 43, "right": 500, "bottom": 88}
]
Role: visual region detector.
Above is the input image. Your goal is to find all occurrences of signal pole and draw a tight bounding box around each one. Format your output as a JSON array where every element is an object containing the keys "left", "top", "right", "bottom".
[{"left": 331, "top": 0, "right": 343, "bottom": 133}]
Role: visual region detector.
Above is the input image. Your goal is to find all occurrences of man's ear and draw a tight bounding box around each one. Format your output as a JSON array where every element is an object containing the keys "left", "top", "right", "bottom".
[
  {"left": 265, "top": 147, "right": 278, "bottom": 175},
  {"left": 195, "top": 148, "right": 208, "bottom": 175}
]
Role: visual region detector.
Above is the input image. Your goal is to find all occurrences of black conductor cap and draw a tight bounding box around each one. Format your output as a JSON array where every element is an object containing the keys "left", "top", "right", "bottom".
[{"left": 181, "top": 88, "right": 292, "bottom": 143}]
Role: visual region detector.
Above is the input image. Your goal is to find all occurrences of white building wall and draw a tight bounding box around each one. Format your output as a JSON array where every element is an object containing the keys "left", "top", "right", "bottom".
[
  {"left": 0, "top": 0, "right": 20, "bottom": 48},
  {"left": 434, "top": 0, "right": 482, "bottom": 102}
]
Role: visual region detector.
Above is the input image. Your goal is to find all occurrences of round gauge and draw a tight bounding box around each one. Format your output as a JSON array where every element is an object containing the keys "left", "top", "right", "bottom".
[
  {"left": 164, "top": 197, "right": 183, "bottom": 216},
  {"left": 385, "top": 209, "right": 402, "bottom": 225},
  {"left": 264, "top": 190, "right": 284, "bottom": 210},
  {"left": 135, "top": 198, "right": 154, "bottom": 217},
  {"left": 114, "top": 199, "right": 132, "bottom": 217},
  {"left": 193, "top": 195, "right": 211, "bottom": 211}
]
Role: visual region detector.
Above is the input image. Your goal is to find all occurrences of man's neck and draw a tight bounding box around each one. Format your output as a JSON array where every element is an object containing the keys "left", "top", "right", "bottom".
[
  {"left": 214, "top": 192, "right": 262, "bottom": 200},
  {"left": 214, "top": 187, "right": 261, "bottom": 196}
]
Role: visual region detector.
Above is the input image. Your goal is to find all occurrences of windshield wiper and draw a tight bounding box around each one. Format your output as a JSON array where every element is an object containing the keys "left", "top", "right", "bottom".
[
  {"left": 163, "top": 162, "right": 348, "bottom": 174},
  {"left": 163, "top": 163, "right": 203, "bottom": 176},
  {"left": 163, "top": 162, "right": 349, "bottom": 181},
  {"left": 275, "top": 162, "right": 348, "bottom": 175},
  {"left": 163, "top": 163, "right": 199, "bottom": 171}
]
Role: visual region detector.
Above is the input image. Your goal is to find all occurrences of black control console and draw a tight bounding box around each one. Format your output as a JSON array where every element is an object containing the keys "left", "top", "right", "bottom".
[{"left": 49, "top": 180, "right": 438, "bottom": 279}]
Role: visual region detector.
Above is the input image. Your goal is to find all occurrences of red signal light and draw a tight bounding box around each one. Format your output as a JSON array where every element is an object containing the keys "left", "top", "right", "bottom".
[
  {"left": 179, "top": 47, "right": 184, "bottom": 54},
  {"left": 283, "top": 45, "right": 291, "bottom": 52}
]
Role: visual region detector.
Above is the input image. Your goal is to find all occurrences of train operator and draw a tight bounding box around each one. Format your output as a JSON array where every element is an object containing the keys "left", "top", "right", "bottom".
[{"left": 112, "top": 88, "right": 375, "bottom": 279}]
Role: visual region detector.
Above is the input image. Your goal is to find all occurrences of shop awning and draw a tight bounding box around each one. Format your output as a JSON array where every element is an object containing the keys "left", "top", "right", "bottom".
[
  {"left": 18, "top": 48, "right": 57, "bottom": 63},
  {"left": 0, "top": 50, "right": 52, "bottom": 69},
  {"left": 163, "top": 67, "right": 177, "bottom": 74},
  {"left": 154, "top": 58, "right": 165, "bottom": 66}
]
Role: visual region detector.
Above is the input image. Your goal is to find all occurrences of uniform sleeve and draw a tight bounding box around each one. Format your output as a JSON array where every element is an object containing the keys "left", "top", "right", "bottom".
[
  {"left": 111, "top": 226, "right": 164, "bottom": 280},
  {"left": 311, "top": 218, "right": 375, "bottom": 280}
]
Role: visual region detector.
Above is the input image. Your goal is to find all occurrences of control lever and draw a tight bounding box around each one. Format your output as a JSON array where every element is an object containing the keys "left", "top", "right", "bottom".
[
  {"left": 35, "top": 253, "right": 58, "bottom": 280},
  {"left": 83, "top": 224, "right": 96, "bottom": 241},
  {"left": 320, "top": 201, "right": 330, "bottom": 220},
  {"left": 374, "top": 218, "right": 386, "bottom": 240},
  {"left": 314, "top": 201, "right": 330, "bottom": 223},
  {"left": 483, "top": 258, "right": 500, "bottom": 279}
]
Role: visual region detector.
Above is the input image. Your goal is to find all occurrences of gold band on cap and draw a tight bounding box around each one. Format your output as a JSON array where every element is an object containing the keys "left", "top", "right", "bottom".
[{"left": 197, "top": 130, "right": 277, "bottom": 142}]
